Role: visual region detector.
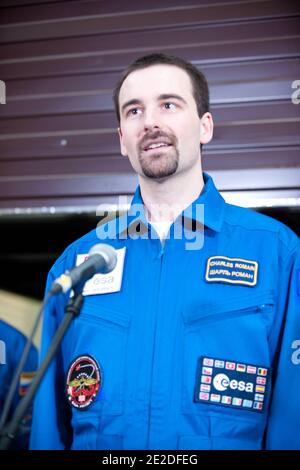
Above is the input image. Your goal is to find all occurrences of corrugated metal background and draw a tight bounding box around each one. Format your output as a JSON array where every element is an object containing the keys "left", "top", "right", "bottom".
[{"left": 0, "top": 0, "right": 300, "bottom": 211}]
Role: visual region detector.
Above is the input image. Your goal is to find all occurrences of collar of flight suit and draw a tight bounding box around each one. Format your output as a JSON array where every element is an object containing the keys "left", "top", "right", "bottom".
[{"left": 117, "top": 172, "right": 225, "bottom": 238}]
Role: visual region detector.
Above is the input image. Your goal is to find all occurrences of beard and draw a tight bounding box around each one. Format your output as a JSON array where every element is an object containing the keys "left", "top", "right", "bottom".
[{"left": 138, "top": 130, "right": 179, "bottom": 179}]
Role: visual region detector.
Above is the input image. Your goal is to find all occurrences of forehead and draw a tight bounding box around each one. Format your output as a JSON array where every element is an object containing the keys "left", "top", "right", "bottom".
[{"left": 119, "top": 64, "right": 194, "bottom": 104}]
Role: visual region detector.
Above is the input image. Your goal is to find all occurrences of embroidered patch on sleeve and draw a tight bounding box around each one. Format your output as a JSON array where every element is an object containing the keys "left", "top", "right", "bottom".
[
  {"left": 66, "top": 354, "right": 101, "bottom": 410},
  {"left": 205, "top": 256, "right": 258, "bottom": 287},
  {"left": 194, "top": 356, "right": 270, "bottom": 413}
]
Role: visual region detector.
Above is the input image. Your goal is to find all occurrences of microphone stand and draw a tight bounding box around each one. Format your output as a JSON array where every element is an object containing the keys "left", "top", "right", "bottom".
[{"left": 0, "top": 290, "right": 84, "bottom": 450}]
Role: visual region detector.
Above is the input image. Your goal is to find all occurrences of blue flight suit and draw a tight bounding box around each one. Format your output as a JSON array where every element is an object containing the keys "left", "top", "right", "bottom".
[
  {"left": 0, "top": 319, "right": 38, "bottom": 449},
  {"left": 30, "top": 173, "right": 300, "bottom": 450}
]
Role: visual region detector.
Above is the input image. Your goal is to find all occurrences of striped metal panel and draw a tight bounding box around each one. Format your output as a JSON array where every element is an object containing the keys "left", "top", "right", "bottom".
[{"left": 0, "top": 0, "right": 299, "bottom": 210}]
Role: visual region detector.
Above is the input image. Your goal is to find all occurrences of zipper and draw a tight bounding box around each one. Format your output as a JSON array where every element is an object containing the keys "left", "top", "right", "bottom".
[
  {"left": 183, "top": 303, "right": 274, "bottom": 328},
  {"left": 146, "top": 240, "right": 165, "bottom": 448},
  {"left": 183, "top": 290, "right": 275, "bottom": 326}
]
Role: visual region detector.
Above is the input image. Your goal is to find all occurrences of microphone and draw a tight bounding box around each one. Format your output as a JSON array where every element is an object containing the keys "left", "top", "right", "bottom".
[{"left": 49, "top": 243, "right": 117, "bottom": 295}]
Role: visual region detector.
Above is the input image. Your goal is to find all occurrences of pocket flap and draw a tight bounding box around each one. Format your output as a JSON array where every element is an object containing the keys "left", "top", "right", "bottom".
[
  {"left": 182, "top": 289, "right": 275, "bottom": 325},
  {"left": 80, "top": 304, "right": 131, "bottom": 328}
]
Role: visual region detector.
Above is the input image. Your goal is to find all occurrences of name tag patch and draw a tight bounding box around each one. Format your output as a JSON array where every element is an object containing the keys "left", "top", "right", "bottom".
[
  {"left": 76, "top": 247, "right": 126, "bottom": 295},
  {"left": 194, "top": 356, "right": 270, "bottom": 413},
  {"left": 205, "top": 256, "right": 258, "bottom": 287}
]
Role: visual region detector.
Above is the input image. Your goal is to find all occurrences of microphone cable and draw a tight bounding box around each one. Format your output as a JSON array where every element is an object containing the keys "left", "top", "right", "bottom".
[{"left": 0, "top": 243, "right": 117, "bottom": 437}]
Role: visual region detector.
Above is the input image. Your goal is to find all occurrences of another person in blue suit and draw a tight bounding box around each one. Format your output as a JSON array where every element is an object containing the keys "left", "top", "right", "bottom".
[{"left": 0, "top": 292, "right": 39, "bottom": 450}]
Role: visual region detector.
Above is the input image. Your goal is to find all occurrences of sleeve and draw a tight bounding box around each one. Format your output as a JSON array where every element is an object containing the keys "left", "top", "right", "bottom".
[
  {"left": 30, "top": 270, "right": 72, "bottom": 450},
  {"left": 265, "top": 240, "right": 300, "bottom": 449}
]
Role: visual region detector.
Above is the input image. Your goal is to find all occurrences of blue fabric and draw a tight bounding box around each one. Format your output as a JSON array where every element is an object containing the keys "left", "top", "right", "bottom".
[
  {"left": 30, "top": 173, "right": 300, "bottom": 450},
  {"left": 0, "top": 319, "right": 38, "bottom": 449}
]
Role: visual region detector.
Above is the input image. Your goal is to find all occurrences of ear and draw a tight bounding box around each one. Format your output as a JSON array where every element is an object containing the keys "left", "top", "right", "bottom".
[
  {"left": 118, "top": 127, "right": 128, "bottom": 157},
  {"left": 199, "top": 112, "right": 214, "bottom": 145}
]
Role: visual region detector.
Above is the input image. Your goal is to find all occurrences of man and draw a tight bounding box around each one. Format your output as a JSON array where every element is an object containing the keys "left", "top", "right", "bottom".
[{"left": 30, "top": 53, "right": 300, "bottom": 450}]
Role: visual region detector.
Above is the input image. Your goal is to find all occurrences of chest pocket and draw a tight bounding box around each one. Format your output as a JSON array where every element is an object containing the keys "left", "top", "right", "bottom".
[
  {"left": 70, "top": 303, "right": 131, "bottom": 417},
  {"left": 180, "top": 291, "right": 274, "bottom": 449}
]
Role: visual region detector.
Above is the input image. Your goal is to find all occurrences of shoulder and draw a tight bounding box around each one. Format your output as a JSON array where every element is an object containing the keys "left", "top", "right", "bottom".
[
  {"left": 49, "top": 212, "right": 121, "bottom": 277},
  {"left": 223, "top": 203, "right": 299, "bottom": 252},
  {"left": 49, "top": 228, "right": 100, "bottom": 276},
  {"left": 0, "top": 318, "right": 23, "bottom": 341}
]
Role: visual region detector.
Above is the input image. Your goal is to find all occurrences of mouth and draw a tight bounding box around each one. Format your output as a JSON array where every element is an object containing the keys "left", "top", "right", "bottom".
[{"left": 142, "top": 141, "right": 172, "bottom": 152}]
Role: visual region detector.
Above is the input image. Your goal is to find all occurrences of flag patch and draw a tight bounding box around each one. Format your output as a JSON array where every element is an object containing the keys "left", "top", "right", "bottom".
[
  {"left": 194, "top": 356, "right": 271, "bottom": 413},
  {"left": 19, "top": 371, "right": 35, "bottom": 396}
]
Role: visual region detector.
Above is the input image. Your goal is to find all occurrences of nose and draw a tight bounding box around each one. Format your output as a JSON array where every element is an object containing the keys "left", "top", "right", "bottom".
[{"left": 143, "top": 107, "right": 161, "bottom": 131}]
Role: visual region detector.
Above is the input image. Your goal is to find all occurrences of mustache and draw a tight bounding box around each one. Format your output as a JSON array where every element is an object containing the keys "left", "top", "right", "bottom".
[{"left": 138, "top": 130, "right": 177, "bottom": 151}]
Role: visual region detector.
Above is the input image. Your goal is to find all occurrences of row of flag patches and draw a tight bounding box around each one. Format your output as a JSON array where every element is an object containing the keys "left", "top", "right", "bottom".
[
  {"left": 198, "top": 393, "right": 264, "bottom": 410},
  {"left": 203, "top": 357, "right": 268, "bottom": 376}
]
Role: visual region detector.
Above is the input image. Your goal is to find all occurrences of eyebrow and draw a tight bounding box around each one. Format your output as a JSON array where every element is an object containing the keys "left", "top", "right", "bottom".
[
  {"left": 121, "top": 94, "right": 187, "bottom": 115},
  {"left": 157, "top": 94, "right": 187, "bottom": 105}
]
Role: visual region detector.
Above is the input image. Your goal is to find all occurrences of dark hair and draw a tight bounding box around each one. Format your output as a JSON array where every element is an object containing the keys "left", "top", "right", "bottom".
[{"left": 113, "top": 53, "right": 210, "bottom": 124}]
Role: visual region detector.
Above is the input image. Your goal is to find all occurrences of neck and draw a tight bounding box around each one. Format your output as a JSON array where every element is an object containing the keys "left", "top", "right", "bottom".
[{"left": 139, "top": 162, "right": 204, "bottom": 223}]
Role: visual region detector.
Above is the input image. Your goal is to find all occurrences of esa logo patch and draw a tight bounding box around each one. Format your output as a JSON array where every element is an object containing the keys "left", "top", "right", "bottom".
[
  {"left": 66, "top": 354, "right": 101, "bottom": 410},
  {"left": 195, "top": 356, "right": 270, "bottom": 413}
]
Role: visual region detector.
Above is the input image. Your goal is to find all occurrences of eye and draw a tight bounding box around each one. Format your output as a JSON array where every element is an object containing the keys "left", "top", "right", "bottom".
[
  {"left": 127, "top": 107, "right": 142, "bottom": 117},
  {"left": 163, "top": 102, "right": 177, "bottom": 110}
]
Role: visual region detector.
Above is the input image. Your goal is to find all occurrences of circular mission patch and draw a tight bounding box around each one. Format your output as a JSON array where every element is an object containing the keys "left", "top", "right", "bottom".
[{"left": 66, "top": 354, "right": 101, "bottom": 410}]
